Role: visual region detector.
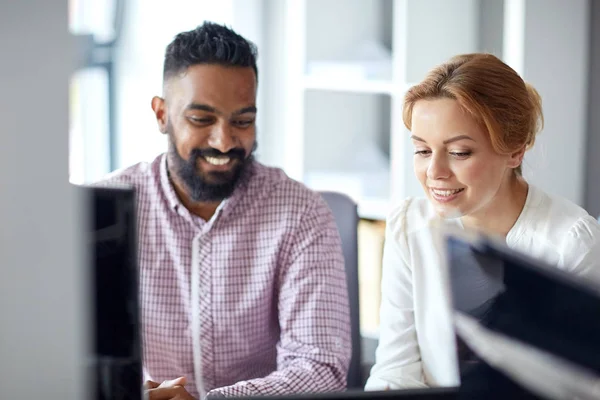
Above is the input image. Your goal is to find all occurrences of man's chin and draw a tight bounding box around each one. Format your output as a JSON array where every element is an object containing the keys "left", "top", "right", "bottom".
[
  {"left": 197, "top": 174, "right": 236, "bottom": 186},
  {"left": 184, "top": 172, "right": 243, "bottom": 202},
  {"left": 180, "top": 157, "right": 252, "bottom": 201},
  {"left": 187, "top": 183, "right": 236, "bottom": 202}
]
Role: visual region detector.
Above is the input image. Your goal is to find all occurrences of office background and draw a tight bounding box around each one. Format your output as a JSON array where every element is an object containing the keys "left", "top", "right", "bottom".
[
  {"left": 1, "top": 0, "right": 599, "bottom": 398},
  {"left": 68, "top": 0, "right": 600, "bottom": 338}
]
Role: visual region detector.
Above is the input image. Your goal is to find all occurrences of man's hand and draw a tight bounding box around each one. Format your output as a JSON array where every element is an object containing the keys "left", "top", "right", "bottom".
[{"left": 144, "top": 376, "right": 196, "bottom": 400}]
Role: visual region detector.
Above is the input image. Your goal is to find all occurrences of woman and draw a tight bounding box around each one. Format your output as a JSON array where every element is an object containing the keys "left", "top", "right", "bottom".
[{"left": 365, "top": 53, "right": 600, "bottom": 390}]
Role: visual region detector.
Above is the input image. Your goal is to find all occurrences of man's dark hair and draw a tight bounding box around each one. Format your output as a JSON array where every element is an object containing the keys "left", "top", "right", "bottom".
[{"left": 163, "top": 21, "right": 258, "bottom": 82}]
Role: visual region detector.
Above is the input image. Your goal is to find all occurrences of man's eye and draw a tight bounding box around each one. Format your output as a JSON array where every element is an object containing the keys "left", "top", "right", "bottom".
[
  {"left": 189, "top": 117, "right": 212, "bottom": 124},
  {"left": 233, "top": 120, "right": 254, "bottom": 127}
]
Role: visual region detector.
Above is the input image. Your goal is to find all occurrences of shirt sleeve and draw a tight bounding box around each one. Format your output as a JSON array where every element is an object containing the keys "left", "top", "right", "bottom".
[
  {"left": 364, "top": 201, "right": 428, "bottom": 390},
  {"left": 207, "top": 195, "right": 351, "bottom": 398}
]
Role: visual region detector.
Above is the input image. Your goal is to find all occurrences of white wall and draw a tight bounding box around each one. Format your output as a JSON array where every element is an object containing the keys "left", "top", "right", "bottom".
[
  {"left": 305, "top": 0, "right": 392, "bottom": 62},
  {"left": 0, "top": 2, "right": 86, "bottom": 398},
  {"left": 404, "top": 0, "right": 478, "bottom": 83},
  {"left": 258, "top": 0, "right": 287, "bottom": 171},
  {"left": 507, "top": 0, "right": 590, "bottom": 205},
  {"left": 478, "top": 0, "right": 504, "bottom": 57},
  {"left": 585, "top": 0, "right": 600, "bottom": 217},
  {"left": 259, "top": 0, "right": 307, "bottom": 177}
]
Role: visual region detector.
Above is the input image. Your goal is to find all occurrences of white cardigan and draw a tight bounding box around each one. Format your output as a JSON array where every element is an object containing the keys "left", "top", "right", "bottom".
[{"left": 365, "top": 185, "right": 600, "bottom": 390}]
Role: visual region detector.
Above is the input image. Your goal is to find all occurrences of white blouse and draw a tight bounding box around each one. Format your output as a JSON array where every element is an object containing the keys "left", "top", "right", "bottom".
[{"left": 365, "top": 184, "right": 600, "bottom": 390}]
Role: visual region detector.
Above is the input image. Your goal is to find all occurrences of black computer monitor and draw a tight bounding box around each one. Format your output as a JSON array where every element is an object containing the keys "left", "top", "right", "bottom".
[
  {"left": 235, "top": 388, "right": 458, "bottom": 400},
  {"left": 446, "top": 232, "right": 600, "bottom": 398},
  {"left": 85, "top": 185, "right": 142, "bottom": 400}
]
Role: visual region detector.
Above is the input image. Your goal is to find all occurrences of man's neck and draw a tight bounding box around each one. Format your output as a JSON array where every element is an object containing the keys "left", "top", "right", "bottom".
[
  {"left": 181, "top": 195, "right": 221, "bottom": 222},
  {"left": 169, "top": 174, "right": 222, "bottom": 222}
]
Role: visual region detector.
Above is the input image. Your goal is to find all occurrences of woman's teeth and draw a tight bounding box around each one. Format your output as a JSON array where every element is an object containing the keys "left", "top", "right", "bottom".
[{"left": 431, "top": 188, "right": 464, "bottom": 197}]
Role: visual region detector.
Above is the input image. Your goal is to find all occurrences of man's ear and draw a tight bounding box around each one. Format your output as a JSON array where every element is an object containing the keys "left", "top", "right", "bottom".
[
  {"left": 508, "top": 147, "right": 526, "bottom": 169},
  {"left": 151, "top": 96, "right": 168, "bottom": 134}
]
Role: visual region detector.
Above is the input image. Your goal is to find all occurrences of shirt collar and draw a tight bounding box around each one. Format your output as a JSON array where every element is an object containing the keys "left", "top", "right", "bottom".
[{"left": 159, "top": 153, "right": 184, "bottom": 212}]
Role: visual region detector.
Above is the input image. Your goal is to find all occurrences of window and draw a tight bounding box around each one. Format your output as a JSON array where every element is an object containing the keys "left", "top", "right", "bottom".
[{"left": 69, "top": 0, "right": 122, "bottom": 183}]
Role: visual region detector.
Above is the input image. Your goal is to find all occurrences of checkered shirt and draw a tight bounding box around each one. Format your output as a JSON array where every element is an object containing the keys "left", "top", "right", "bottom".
[{"left": 98, "top": 153, "right": 351, "bottom": 399}]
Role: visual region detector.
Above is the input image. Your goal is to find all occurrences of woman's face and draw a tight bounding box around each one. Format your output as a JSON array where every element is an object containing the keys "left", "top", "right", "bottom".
[{"left": 410, "top": 98, "right": 522, "bottom": 219}]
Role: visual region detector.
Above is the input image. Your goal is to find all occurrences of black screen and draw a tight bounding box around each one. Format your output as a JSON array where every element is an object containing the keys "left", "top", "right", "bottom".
[
  {"left": 478, "top": 239, "right": 600, "bottom": 374},
  {"left": 447, "top": 235, "right": 600, "bottom": 399},
  {"left": 86, "top": 186, "right": 142, "bottom": 400}
]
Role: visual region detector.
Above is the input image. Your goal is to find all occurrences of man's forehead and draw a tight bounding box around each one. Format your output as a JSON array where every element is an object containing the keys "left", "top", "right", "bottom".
[
  {"left": 165, "top": 65, "right": 256, "bottom": 109},
  {"left": 169, "top": 65, "right": 255, "bottom": 90}
]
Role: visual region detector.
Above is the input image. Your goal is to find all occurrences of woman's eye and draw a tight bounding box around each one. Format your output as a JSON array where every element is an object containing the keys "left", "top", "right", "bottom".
[
  {"left": 414, "top": 150, "right": 431, "bottom": 156},
  {"left": 450, "top": 151, "right": 472, "bottom": 158}
]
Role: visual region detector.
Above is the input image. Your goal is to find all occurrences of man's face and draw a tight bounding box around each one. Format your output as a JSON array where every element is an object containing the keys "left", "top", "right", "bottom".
[{"left": 153, "top": 64, "right": 257, "bottom": 202}]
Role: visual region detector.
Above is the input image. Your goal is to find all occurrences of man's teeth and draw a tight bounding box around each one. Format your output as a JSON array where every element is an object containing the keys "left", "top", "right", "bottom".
[
  {"left": 204, "top": 156, "right": 230, "bottom": 166},
  {"left": 432, "top": 188, "right": 463, "bottom": 197}
]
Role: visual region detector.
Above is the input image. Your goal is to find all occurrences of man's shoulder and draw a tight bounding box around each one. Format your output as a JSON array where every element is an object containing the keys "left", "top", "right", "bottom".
[
  {"left": 94, "top": 155, "right": 163, "bottom": 189},
  {"left": 250, "top": 162, "right": 324, "bottom": 209}
]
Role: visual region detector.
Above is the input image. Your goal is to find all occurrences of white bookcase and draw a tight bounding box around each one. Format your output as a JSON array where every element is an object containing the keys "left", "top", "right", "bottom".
[{"left": 271, "top": 0, "right": 482, "bottom": 220}]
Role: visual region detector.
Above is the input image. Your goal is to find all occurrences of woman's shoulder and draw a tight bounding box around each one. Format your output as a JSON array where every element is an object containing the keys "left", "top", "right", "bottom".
[
  {"left": 523, "top": 186, "right": 600, "bottom": 268},
  {"left": 529, "top": 185, "right": 599, "bottom": 238}
]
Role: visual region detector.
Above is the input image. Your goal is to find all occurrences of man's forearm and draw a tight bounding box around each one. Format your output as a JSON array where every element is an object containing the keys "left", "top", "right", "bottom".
[{"left": 208, "top": 360, "right": 347, "bottom": 398}]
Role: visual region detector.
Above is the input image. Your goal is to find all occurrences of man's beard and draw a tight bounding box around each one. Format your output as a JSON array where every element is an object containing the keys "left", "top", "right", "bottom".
[{"left": 167, "top": 129, "right": 255, "bottom": 202}]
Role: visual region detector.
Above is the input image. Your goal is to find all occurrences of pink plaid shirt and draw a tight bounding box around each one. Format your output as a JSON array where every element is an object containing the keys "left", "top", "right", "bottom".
[{"left": 100, "top": 153, "right": 351, "bottom": 399}]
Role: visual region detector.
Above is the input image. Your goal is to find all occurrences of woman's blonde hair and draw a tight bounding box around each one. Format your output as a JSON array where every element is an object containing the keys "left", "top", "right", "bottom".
[{"left": 402, "top": 53, "right": 544, "bottom": 175}]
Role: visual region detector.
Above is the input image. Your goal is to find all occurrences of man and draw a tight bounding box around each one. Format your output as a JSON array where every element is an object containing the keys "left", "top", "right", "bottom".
[{"left": 99, "top": 22, "right": 351, "bottom": 399}]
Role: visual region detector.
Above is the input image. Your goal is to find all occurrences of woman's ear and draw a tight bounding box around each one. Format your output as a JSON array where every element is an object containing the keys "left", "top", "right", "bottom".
[
  {"left": 151, "top": 96, "right": 168, "bottom": 134},
  {"left": 508, "top": 147, "right": 526, "bottom": 169}
]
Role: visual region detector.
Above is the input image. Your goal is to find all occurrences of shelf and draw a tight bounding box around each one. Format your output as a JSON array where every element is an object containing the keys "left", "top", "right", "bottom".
[
  {"left": 357, "top": 196, "right": 390, "bottom": 221},
  {"left": 304, "top": 172, "right": 390, "bottom": 220},
  {"left": 361, "top": 329, "right": 380, "bottom": 341},
  {"left": 304, "top": 169, "right": 391, "bottom": 221},
  {"left": 303, "top": 75, "right": 396, "bottom": 95},
  {"left": 303, "top": 75, "right": 418, "bottom": 96}
]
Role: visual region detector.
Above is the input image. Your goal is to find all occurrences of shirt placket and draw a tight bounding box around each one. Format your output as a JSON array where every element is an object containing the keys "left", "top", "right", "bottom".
[{"left": 190, "top": 228, "right": 215, "bottom": 398}]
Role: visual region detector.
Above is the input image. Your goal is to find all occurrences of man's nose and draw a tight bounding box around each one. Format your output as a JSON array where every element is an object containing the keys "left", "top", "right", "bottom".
[{"left": 207, "top": 123, "right": 236, "bottom": 154}]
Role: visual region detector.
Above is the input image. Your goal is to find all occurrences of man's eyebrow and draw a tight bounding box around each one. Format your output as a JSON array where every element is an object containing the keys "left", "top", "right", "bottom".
[
  {"left": 232, "top": 106, "right": 257, "bottom": 116},
  {"left": 184, "top": 104, "right": 257, "bottom": 117},
  {"left": 185, "top": 103, "right": 217, "bottom": 113}
]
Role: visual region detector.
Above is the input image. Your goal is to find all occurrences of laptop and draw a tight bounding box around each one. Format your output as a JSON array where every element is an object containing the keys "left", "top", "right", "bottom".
[
  {"left": 444, "top": 229, "right": 600, "bottom": 399},
  {"left": 235, "top": 387, "right": 458, "bottom": 400}
]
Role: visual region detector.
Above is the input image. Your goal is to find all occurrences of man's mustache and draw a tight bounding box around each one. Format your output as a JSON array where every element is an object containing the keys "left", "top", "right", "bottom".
[{"left": 189, "top": 148, "right": 246, "bottom": 161}]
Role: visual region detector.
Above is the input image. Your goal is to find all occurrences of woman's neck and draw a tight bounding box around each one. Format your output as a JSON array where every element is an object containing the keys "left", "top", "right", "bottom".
[{"left": 460, "top": 175, "right": 529, "bottom": 238}]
